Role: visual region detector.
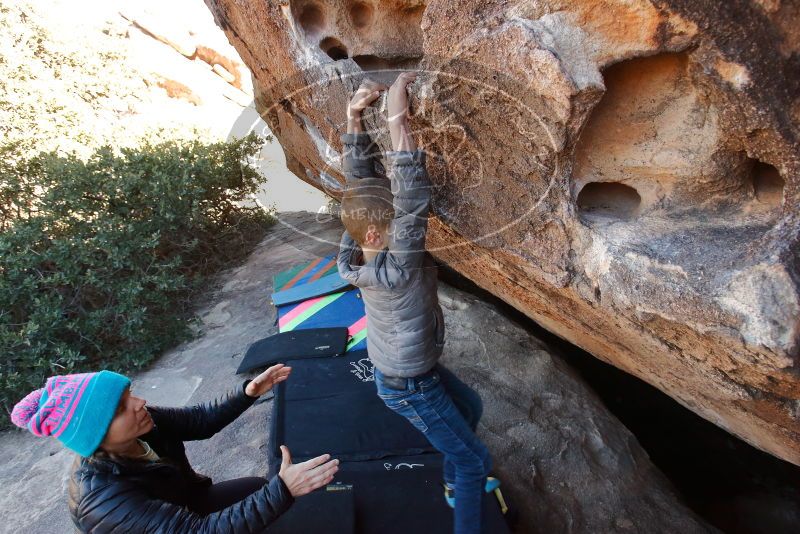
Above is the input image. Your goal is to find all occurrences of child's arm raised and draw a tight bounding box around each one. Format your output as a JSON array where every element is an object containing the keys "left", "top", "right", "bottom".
[
  {"left": 388, "top": 72, "right": 417, "bottom": 152},
  {"left": 382, "top": 72, "right": 431, "bottom": 286},
  {"left": 341, "top": 80, "right": 386, "bottom": 182}
]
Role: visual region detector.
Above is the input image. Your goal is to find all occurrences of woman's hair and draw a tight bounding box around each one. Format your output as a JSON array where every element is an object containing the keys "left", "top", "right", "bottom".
[{"left": 340, "top": 178, "right": 394, "bottom": 245}]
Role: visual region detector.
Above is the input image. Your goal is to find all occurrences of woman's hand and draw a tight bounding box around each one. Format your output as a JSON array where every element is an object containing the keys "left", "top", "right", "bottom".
[
  {"left": 245, "top": 364, "right": 291, "bottom": 398},
  {"left": 278, "top": 445, "right": 339, "bottom": 497}
]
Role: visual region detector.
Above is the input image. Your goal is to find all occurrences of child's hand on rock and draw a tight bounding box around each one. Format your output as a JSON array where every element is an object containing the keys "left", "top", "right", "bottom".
[
  {"left": 387, "top": 72, "right": 417, "bottom": 124},
  {"left": 349, "top": 79, "right": 387, "bottom": 116}
]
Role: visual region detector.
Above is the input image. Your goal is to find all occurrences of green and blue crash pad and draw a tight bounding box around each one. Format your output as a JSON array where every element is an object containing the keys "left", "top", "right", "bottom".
[
  {"left": 273, "top": 254, "right": 339, "bottom": 292},
  {"left": 271, "top": 272, "right": 351, "bottom": 306},
  {"left": 277, "top": 288, "right": 367, "bottom": 353}
]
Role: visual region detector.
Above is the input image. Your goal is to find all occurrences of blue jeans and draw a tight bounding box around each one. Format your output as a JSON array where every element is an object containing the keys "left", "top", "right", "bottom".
[{"left": 375, "top": 365, "right": 492, "bottom": 534}]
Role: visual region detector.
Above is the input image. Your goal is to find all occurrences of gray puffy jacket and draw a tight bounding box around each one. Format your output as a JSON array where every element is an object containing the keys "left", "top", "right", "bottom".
[{"left": 337, "top": 133, "right": 445, "bottom": 377}]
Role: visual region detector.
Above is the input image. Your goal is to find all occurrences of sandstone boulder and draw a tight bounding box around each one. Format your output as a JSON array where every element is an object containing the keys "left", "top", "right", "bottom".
[
  {"left": 437, "top": 281, "right": 714, "bottom": 533},
  {"left": 204, "top": 0, "right": 800, "bottom": 464}
]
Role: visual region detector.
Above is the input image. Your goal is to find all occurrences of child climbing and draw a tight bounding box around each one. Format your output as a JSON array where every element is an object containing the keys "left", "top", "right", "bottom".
[{"left": 336, "top": 74, "right": 496, "bottom": 534}]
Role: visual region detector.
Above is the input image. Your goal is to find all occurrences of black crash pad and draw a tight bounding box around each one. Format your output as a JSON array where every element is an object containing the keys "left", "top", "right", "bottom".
[
  {"left": 236, "top": 327, "right": 349, "bottom": 374},
  {"left": 270, "top": 454, "right": 509, "bottom": 534},
  {"left": 269, "top": 350, "right": 434, "bottom": 468},
  {"left": 268, "top": 481, "right": 355, "bottom": 533},
  {"left": 336, "top": 454, "right": 510, "bottom": 533}
]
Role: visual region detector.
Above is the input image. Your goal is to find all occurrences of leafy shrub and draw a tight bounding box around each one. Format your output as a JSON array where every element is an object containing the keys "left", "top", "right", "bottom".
[{"left": 1, "top": 134, "right": 274, "bottom": 422}]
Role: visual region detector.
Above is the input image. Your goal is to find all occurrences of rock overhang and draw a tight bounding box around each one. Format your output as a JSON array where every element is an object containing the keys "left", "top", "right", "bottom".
[{"left": 205, "top": 0, "right": 800, "bottom": 464}]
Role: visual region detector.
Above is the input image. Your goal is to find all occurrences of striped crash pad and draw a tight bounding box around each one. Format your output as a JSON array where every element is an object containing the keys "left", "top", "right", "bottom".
[
  {"left": 273, "top": 254, "right": 339, "bottom": 292},
  {"left": 271, "top": 272, "right": 351, "bottom": 307},
  {"left": 274, "top": 256, "right": 367, "bottom": 353}
]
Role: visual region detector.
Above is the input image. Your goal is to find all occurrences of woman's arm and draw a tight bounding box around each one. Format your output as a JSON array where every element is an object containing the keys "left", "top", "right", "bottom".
[
  {"left": 149, "top": 365, "right": 290, "bottom": 442},
  {"left": 75, "top": 476, "right": 293, "bottom": 533},
  {"left": 147, "top": 382, "right": 255, "bottom": 442},
  {"left": 75, "top": 445, "right": 338, "bottom": 533}
]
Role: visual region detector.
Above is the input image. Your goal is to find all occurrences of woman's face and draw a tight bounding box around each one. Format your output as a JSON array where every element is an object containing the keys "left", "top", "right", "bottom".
[{"left": 100, "top": 388, "right": 154, "bottom": 450}]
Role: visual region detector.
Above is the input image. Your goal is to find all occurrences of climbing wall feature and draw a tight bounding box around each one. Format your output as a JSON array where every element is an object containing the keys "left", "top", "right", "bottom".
[
  {"left": 296, "top": 2, "right": 326, "bottom": 35},
  {"left": 349, "top": 2, "right": 375, "bottom": 28},
  {"left": 576, "top": 182, "right": 641, "bottom": 219},
  {"left": 573, "top": 52, "right": 785, "bottom": 227},
  {"left": 319, "top": 36, "right": 348, "bottom": 60},
  {"left": 208, "top": 0, "right": 800, "bottom": 466},
  {"left": 288, "top": 0, "right": 424, "bottom": 76},
  {"left": 749, "top": 160, "right": 785, "bottom": 207},
  {"left": 575, "top": 54, "right": 716, "bottom": 213}
]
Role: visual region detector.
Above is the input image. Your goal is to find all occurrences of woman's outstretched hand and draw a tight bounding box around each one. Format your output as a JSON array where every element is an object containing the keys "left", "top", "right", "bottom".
[
  {"left": 278, "top": 445, "right": 339, "bottom": 497},
  {"left": 245, "top": 364, "right": 291, "bottom": 398}
]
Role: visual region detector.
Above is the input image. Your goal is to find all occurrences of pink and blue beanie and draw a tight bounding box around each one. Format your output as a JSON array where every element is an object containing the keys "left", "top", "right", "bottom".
[{"left": 11, "top": 371, "right": 130, "bottom": 457}]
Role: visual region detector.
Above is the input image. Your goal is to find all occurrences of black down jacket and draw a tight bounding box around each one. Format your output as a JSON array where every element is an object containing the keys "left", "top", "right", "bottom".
[{"left": 67, "top": 382, "right": 293, "bottom": 533}]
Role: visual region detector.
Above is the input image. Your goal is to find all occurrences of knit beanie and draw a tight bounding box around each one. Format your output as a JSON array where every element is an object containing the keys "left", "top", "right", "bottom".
[{"left": 11, "top": 371, "right": 131, "bottom": 457}]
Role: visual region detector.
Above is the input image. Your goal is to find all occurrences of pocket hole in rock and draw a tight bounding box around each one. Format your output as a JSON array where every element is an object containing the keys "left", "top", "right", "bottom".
[
  {"left": 750, "top": 161, "right": 784, "bottom": 206},
  {"left": 577, "top": 182, "right": 641, "bottom": 219},
  {"left": 350, "top": 2, "right": 374, "bottom": 28},
  {"left": 319, "top": 37, "right": 349, "bottom": 61},
  {"left": 352, "top": 54, "right": 420, "bottom": 70},
  {"left": 297, "top": 3, "right": 325, "bottom": 34},
  {"left": 401, "top": 4, "right": 426, "bottom": 17},
  {"left": 352, "top": 54, "right": 389, "bottom": 71},
  {"left": 352, "top": 54, "right": 422, "bottom": 84}
]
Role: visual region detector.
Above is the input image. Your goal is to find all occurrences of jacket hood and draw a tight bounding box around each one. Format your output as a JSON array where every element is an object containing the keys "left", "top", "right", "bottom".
[{"left": 337, "top": 231, "right": 385, "bottom": 288}]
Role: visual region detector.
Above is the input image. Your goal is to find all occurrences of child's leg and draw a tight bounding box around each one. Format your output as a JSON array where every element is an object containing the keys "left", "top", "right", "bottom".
[
  {"left": 438, "top": 364, "right": 483, "bottom": 431},
  {"left": 375, "top": 368, "right": 491, "bottom": 534},
  {"left": 436, "top": 364, "right": 484, "bottom": 489}
]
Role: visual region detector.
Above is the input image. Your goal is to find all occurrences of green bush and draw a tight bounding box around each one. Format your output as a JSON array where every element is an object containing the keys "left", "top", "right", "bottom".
[{"left": 1, "top": 134, "right": 274, "bottom": 422}]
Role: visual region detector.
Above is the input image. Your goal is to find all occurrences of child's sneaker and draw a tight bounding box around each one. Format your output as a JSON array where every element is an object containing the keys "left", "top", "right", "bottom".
[
  {"left": 443, "top": 483, "right": 456, "bottom": 508},
  {"left": 484, "top": 477, "right": 500, "bottom": 493},
  {"left": 442, "top": 477, "right": 501, "bottom": 509}
]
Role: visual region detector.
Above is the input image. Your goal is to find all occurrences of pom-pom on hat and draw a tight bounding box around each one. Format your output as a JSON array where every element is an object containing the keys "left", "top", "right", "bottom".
[{"left": 11, "top": 371, "right": 130, "bottom": 457}]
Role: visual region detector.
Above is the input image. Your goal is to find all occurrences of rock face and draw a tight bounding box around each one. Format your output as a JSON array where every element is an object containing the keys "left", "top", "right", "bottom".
[
  {"left": 204, "top": 0, "right": 800, "bottom": 464},
  {"left": 437, "top": 281, "right": 714, "bottom": 533}
]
